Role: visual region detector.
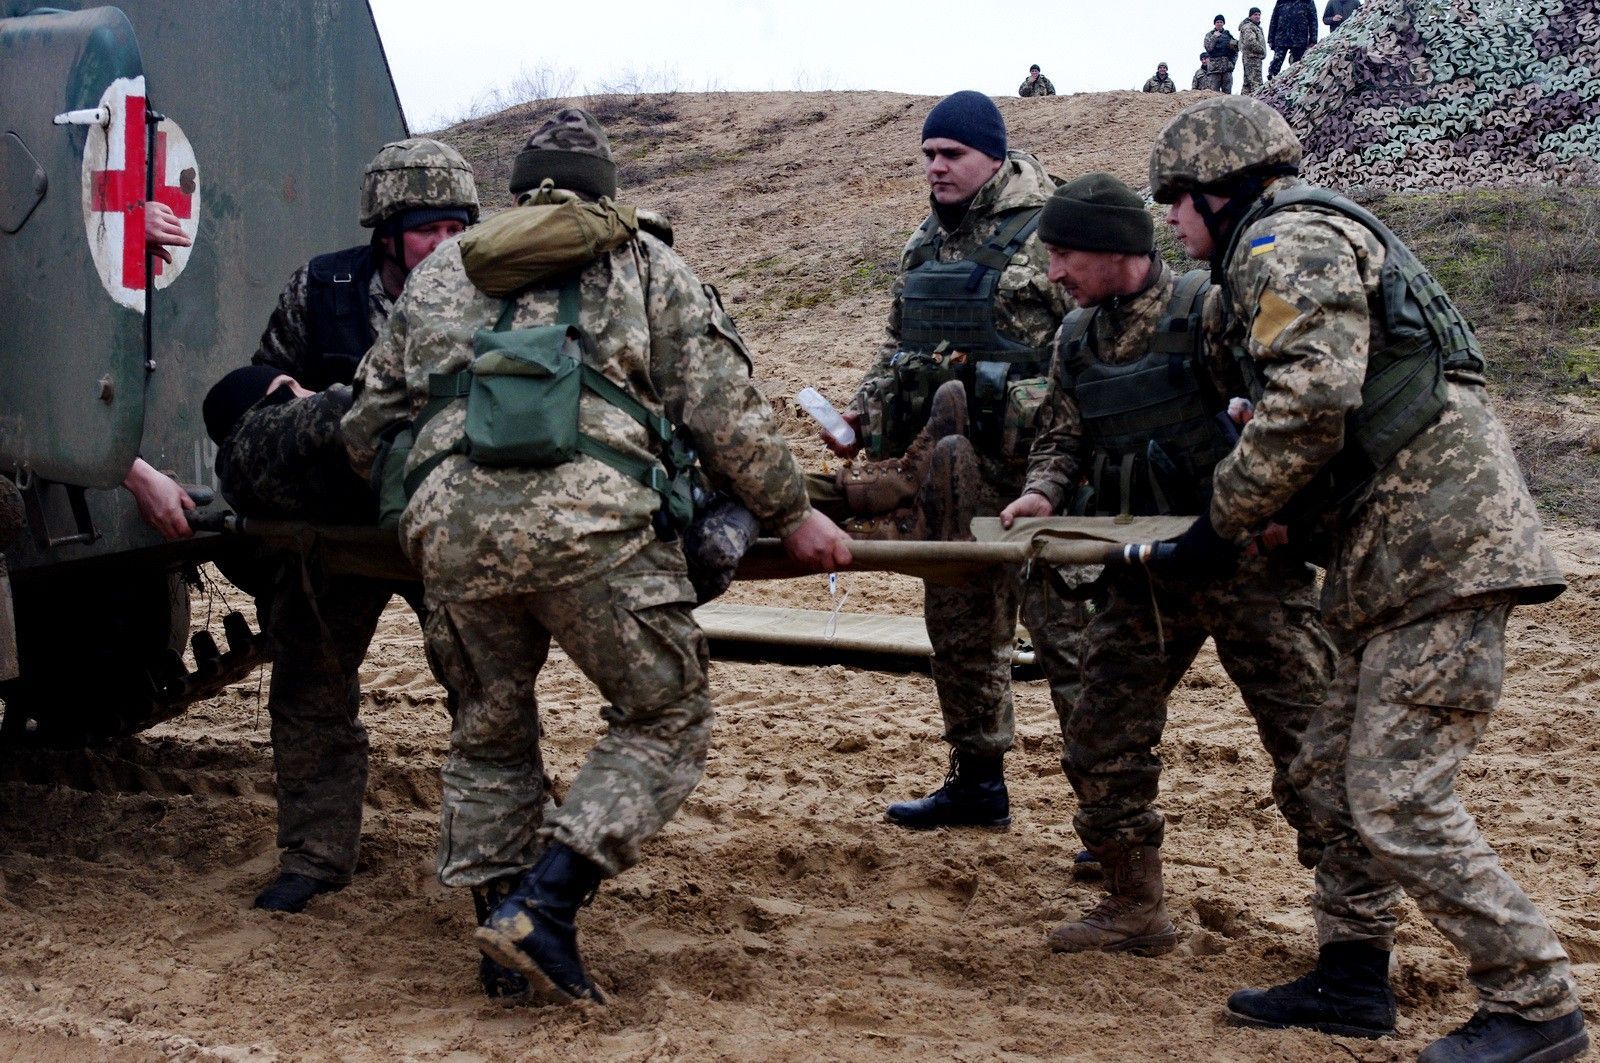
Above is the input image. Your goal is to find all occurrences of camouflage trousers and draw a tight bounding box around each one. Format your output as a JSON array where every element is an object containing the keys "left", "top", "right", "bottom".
[
  {"left": 1064, "top": 555, "right": 1334, "bottom": 864},
  {"left": 918, "top": 433, "right": 1088, "bottom": 758},
  {"left": 425, "top": 539, "right": 710, "bottom": 886},
  {"left": 260, "top": 561, "right": 424, "bottom": 883},
  {"left": 1297, "top": 595, "right": 1579, "bottom": 1020},
  {"left": 1242, "top": 56, "right": 1264, "bottom": 93},
  {"left": 1206, "top": 62, "right": 1236, "bottom": 92}
]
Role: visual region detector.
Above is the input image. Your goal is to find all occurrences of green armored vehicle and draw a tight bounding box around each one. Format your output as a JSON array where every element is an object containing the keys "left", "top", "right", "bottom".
[{"left": 0, "top": 0, "right": 408, "bottom": 741}]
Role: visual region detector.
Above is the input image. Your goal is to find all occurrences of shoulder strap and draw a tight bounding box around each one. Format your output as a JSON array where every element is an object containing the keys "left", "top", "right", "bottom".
[
  {"left": 1148, "top": 268, "right": 1212, "bottom": 356},
  {"left": 1054, "top": 306, "right": 1100, "bottom": 388},
  {"left": 905, "top": 215, "right": 944, "bottom": 269},
  {"left": 968, "top": 207, "right": 1041, "bottom": 272}
]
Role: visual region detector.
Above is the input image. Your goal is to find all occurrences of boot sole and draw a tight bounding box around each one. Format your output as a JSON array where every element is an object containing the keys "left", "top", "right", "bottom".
[
  {"left": 882, "top": 814, "right": 1012, "bottom": 831},
  {"left": 1517, "top": 1029, "right": 1590, "bottom": 1063},
  {"left": 472, "top": 926, "right": 608, "bottom": 1007},
  {"left": 1224, "top": 1005, "right": 1392, "bottom": 1039}
]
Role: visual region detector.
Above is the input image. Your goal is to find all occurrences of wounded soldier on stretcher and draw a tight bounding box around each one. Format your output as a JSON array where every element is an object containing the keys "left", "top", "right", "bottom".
[{"left": 200, "top": 365, "right": 756, "bottom": 602}]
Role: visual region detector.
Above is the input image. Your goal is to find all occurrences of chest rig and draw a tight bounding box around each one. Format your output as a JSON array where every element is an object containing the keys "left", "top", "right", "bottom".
[
  {"left": 304, "top": 244, "right": 379, "bottom": 390},
  {"left": 1056, "top": 268, "right": 1233, "bottom": 517},
  {"left": 884, "top": 206, "right": 1049, "bottom": 457}
]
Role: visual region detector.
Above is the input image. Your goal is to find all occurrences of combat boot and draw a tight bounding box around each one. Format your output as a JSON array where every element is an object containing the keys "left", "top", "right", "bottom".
[
  {"left": 1047, "top": 843, "right": 1179, "bottom": 956},
  {"left": 1418, "top": 1008, "right": 1589, "bottom": 1063},
  {"left": 834, "top": 378, "right": 969, "bottom": 516},
  {"left": 474, "top": 843, "right": 606, "bottom": 1005},
  {"left": 1226, "top": 941, "right": 1397, "bottom": 1038},
  {"left": 252, "top": 871, "right": 342, "bottom": 914},
  {"left": 884, "top": 750, "right": 1010, "bottom": 829},
  {"left": 841, "top": 506, "right": 924, "bottom": 541},
  {"left": 470, "top": 876, "right": 530, "bottom": 1000}
]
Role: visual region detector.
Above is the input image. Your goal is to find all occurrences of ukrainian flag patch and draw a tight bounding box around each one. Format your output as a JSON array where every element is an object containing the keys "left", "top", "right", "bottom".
[{"left": 1250, "top": 235, "right": 1276, "bottom": 256}]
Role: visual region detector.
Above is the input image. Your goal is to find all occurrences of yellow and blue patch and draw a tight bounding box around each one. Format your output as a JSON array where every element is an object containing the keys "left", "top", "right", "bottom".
[{"left": 1249, "top": 234, "right": 1276, "bottom": 257}]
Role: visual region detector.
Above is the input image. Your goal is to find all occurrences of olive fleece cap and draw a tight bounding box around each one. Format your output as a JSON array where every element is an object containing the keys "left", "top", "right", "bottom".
[{"left": 1038, "top": 171, "right": 1154, "bottom": 254}]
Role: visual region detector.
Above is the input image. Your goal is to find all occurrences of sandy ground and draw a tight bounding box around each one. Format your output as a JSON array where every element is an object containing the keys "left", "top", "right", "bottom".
[{"left": 0, "top": 90, "right": 1596, "bottom": 1060}]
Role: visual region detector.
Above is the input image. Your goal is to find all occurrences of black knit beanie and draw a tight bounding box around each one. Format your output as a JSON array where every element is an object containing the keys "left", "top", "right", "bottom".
[
  {"left": 1038, "top": 172, "right": 1154, "bottom": 254},
  {"left": 203, "top": 365, "right": 289, "bottom": 444},
  {"left": 921, "top": 91, "right": 1007, "bottom": 160}
]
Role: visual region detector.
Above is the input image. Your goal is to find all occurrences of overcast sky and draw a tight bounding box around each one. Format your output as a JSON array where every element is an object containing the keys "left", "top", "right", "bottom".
[{"left": 371, "top": 0, "right": 1256, "bottom": 130}]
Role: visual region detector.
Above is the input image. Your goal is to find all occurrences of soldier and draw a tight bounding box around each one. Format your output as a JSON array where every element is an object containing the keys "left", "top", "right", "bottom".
[
  {"left": 1267, "top": 0, "right": 1319, "bottom": 79},
  {"left": 1323, "top": 0, "right": 1361, "bottom": 32},
  {"left": 1204, "top": 15, "right": 1240, "bottom": 93},
  {"left": 1239, "top": 7, "right": 1268, "bottom": 93},
  {"left": 1147, "top": 96, "right": 1587, "bottom": 1062},
  {"left": 1018, "top": 64, "right": 1056, "bottom": 97},
  {"left": 1192, "top": 54, "right": 1211, "bottom": 91},
  {"left": 341, "top": 107, "right": 850, "bottom": 1005},
  {"left": 817, "top": 91, "right": 1086, "bottom": 830},
  {"left": 998, "top": 172, "right": 1335, "bottom": 956},
  {"left": 1142, "top": 63, "right": 1177, "bottom": 93},
  {"left": 244, "top": 139, "right": 479, "bottom": 919}
]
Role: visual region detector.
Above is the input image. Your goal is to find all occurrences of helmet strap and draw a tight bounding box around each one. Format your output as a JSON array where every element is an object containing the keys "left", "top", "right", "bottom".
[{"left": 1193, "top": 164, "right": 1297, "bottom": 266}]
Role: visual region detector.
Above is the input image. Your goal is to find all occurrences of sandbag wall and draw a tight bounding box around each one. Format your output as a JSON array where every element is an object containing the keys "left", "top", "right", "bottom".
[{"left": 1258, "top": 0, "right": 1600, "bottom": 192}]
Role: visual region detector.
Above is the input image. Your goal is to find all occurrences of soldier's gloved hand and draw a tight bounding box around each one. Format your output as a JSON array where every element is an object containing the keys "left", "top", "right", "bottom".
[{"left": 1146, "top": 511, "right": 1237, "bottom": 581}]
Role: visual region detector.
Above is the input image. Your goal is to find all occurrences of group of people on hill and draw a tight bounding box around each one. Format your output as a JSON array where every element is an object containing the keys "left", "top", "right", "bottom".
[{"left": 1125, "top": 0, "right": 1361, "bottom": 98}]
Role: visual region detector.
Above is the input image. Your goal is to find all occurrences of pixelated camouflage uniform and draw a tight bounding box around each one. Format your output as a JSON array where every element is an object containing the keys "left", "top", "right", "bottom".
[
  {"left": 215, "top": 386, "right": 370, "bottom": 524},
  {"left": 846, "top": 152, "right": 1087, "bottom": 760},
  {"left": 1143, "top": 73, "right": 1178, "bottom": 93},
  {"left": 1192, "top": 62, "right": 1211, "bottom": 91},
  {"left": 1207, "top": 171, "right": 1578, "bottom": 1020},
  {"left": 342, "top": 177, "right": 811, "bottom": 885},
  {"left": 1239, "top": 17, "right": 1268, "bottom": 93},
  {"left": 1018, "top": 74, "right": 1057, "bottom": 97},
  {"left": 1204, "top": 28, "right": 1239, "bottom": 92},
  {"left": 1022, "top": 260, "right": 1335, "bottom": 865}
]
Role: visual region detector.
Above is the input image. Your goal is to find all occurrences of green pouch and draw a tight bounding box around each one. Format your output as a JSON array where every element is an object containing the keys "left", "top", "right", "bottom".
[
  {"left": 1002, "top": 375, "right": 1049, "bottom": 460},
  {"left": 462, "top": 314, "right": 583, "bottom": 467},
  {"left": 371, "top": 421, "right": 415, "bottom": 530}
]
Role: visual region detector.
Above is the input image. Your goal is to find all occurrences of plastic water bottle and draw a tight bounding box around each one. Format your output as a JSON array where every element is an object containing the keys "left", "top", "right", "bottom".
[{"left": 795, "top": 387, "right": 856, "bottom": 447}]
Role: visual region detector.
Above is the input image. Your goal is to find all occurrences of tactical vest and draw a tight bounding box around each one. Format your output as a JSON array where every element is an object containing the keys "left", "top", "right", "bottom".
[
  {"left": 1220, "top": 185, "right": 1485, "bottom": 517},
  {"left": 1055, "top": 268, "right": 1234, "bottom": 517},
  {"left": 1207, "top": 30, "right": 1238, "bottom": 60},
  {"left": 304, "top": 244, "right": 379, "bottom": 390},
  {"left": 886, "top": 206, "right": 1049, "bottom": 456}
]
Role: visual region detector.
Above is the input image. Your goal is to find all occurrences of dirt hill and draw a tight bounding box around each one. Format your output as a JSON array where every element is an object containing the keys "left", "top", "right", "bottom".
[{"left": 0, "top": 90, "right": 1594, "bottom": 1061}]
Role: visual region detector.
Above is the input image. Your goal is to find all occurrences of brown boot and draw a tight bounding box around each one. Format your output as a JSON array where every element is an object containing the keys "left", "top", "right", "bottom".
[
  {"left": 834, "top": 380, "right": 970, "bottom": 516},
  {"left": 841, "top": 506, "right": 924, "bottom": 541},
  {"left": 1047, "top": 843, "right": 1178, "bottom": 956}
]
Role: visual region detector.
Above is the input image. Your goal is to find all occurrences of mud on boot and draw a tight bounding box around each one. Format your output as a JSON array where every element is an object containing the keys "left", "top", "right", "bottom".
[
  {"left": 471, "top": 876, "right": 530, "bottom": 1000},
  {"left": 1418, "top": 1007, "right": 1589, "bottom": 1063},
  {"left": 884, "top": 750, "right": 1010, "bottom": 829},
  {"left": 836, "top": 377, "right": 970, "bottom": 518},
  {"left": 474, "top": 844, "right": 606, "bottom": 1005},
  {"left": 1047, "top": 843, "right": 1178, "bottom": 956},
  {"left": 841, "top": 506, "right": 924, "bottom": 542},
  {"left": 1226, "top": 941, "right": 1397, "bottom": 1038}
]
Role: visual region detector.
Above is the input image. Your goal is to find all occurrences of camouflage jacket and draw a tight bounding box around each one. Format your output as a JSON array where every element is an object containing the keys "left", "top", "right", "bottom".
[
  {"left": 253, "top": 255, "right": 393, "bottom": 384},
  {"left": 1192, "top": 66, "right": 1210, "bottom": 90},
  {"left": 342, "top": 230, "right": 811, "bottom": 606},
  {"left": 1239, "top": 18, "right": 1268, "bottom": 58},
  {"left": 1018, "top": 75, "right": 1057, "bottom": 97},
  {"left": 1204, "top": 28, "right": 1239, "bottom": 66},
  {"left": 849, "top": 151, "right": 1068, "bottom": 446},
  {"left": 1023, "top": 262, "right": 1237, "bottom": 510},
  {"left": 215, "top": 385, "right": 371, "bottom": 523},
  {"left": 1143, "top": 74, "right": 1177, "bottom": 93},
  {"left": 1209, "top": 177, "right": 1564, "bottom": 639}
]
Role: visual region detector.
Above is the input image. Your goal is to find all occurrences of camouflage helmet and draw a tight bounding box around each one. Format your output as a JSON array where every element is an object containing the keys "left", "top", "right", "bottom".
[
  {"left": 359, "top": 137, "right": 480, "bottom": 228},
  {"left": 1149, "top": 96, "right": 1301, "bottom": 204}
]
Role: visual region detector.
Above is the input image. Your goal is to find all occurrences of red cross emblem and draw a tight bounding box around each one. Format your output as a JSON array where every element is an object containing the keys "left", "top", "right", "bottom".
[{"left": 89, "top": 91, "right": 193, "bottom": 290}]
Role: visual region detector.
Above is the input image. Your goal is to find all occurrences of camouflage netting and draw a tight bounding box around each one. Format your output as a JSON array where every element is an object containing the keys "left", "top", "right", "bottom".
[{"left": 1259, "top": 0, "right": 1600, "bottom": 192}]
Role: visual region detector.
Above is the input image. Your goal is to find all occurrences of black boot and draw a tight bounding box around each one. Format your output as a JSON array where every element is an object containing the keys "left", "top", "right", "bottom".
[
  {"left": 1226, "top": 941, "right": 1397, "bottom": 1038},
  {"left": 884, "top": 750, "right": 1010, "bottom": 829},
  {"left": 1419, "top": 1008, "right": 1589, "bottom": 1063},
  {"left": 471, "top": 877, "right": 530, "bottom": 1000},
  {"left": 252, "top": 872, "right": 343, "bottom": 913},
  {"left": 474, "top": 844, "right": 606, "bottom": 1005}
]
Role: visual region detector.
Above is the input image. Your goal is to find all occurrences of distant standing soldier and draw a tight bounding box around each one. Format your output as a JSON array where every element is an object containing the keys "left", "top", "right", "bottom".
[
  {"left": 1203, "top": 15, "right": 1240, "bottom": 92},
  {"left": 1322, "top": 0, "right": 1361, "bottom": 32},
  {"left": 1267, "top": 0, "right": 1319, "bottom": 79},
  {"left": 1239, "top": 7, "right": 1267, "bottom": 93},
  {"left": 1191, "top": 53, "right": 1211, "bottom": 90},
  {"left": 1142, "top": 63, "right": 1177, "bottom": 93},
  {"left": 817, "top": 91, "right": 1086, "bottom": 830},
  {"left": 1149, "top": 95, "right": 1588, "bottom": 1063},
  {"left": 342, "top": 107, "right": 850, "bottom": 1005},
  {"left": 998, "top": 172, "right": 1337, "bottom": 957},
  {"left": 245, "top": 138, "right": 478, "bottom": 916},
  {"left": 1019, "top": 64, "right": 1056, "bottom": 97}
]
